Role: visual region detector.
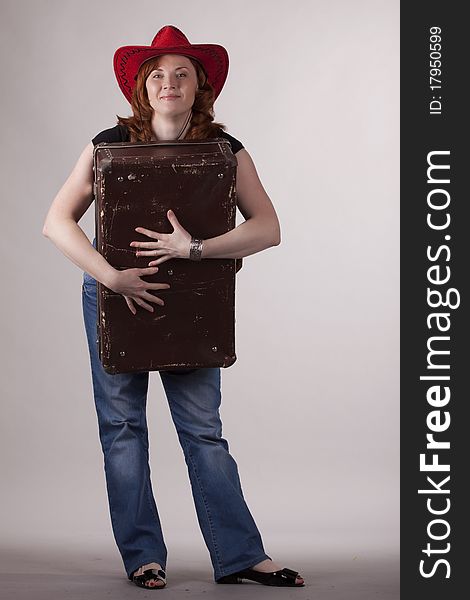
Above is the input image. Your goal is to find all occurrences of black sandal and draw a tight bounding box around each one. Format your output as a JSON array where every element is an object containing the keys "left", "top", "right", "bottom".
[
  {"left": 216, "top": 566, "right": 304, "bottom": 587},
  {"left": 132, "top": 567, "right": 167, "bottom": 589}
]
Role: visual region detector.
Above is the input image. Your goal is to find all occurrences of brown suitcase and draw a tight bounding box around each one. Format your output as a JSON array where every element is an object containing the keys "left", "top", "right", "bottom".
[{"left": 92, "top": 138, "right": 241, "bottom": 374}]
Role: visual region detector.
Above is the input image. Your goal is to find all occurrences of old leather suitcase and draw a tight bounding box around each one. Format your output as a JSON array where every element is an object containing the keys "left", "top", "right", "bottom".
[{"left": 92, "top": 138, "right": 241, "bottom": 374}]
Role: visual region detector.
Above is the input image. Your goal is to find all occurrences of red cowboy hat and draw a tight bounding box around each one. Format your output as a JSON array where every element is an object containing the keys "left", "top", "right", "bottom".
[{"left": 113, "top": 25, "right": 229, "bottom": 104}]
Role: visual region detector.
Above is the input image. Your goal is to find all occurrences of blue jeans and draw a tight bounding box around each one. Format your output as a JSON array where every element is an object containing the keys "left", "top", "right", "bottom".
[{"left": 81, "top": 262, "right": 271, "bottom": 581}]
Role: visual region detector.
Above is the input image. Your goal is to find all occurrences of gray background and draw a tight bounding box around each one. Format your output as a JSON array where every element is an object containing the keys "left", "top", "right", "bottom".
[{"left": 0, "top": 0, "right": 399, "bottom": 597}]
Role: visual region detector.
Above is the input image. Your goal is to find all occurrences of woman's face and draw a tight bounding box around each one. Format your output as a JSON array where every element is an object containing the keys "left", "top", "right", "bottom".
[{"left": 145, "top": 54, "right": 198, "bottom": 117}]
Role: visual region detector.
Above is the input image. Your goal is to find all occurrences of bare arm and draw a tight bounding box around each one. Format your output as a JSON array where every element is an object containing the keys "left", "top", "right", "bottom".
[
  {"left": 42, "top": 142, "right": 117, "bottom": 288},
  {"left": 200, "top": 148, "right": 281, "bottom": 259}
]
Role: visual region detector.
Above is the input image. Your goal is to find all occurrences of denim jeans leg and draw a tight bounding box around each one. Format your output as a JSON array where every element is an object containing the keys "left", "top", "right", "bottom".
[
  {"left": 160, "top": 367, "right": 271, "bottom": 581},
  {"left": 81, "top": 279, "right": 167, "bottom": 580}
]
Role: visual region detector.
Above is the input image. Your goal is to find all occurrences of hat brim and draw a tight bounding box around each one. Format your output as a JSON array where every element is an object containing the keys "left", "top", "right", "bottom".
[{"left": 113, "top": 44, "right": 229, "bottom": 104}]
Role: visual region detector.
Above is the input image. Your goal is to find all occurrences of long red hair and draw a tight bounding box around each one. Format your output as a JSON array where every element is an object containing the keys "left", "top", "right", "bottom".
[{"left": 116, "top": 56, "right": 226, "bottom": 142}]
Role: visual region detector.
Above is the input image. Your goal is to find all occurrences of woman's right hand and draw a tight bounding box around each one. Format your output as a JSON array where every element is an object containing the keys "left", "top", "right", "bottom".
[{"left": 108, "top": 266, "right": 170, "bottom": 315}]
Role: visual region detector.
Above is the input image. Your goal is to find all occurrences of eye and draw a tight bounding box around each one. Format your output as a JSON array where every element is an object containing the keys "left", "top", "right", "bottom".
[{"left": 177, "top": 73, "right": 187, "bottom": 77}]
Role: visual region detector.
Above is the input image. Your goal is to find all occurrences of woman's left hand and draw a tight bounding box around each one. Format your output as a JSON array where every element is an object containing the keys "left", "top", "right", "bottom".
[{"left": 130, "top": 209, "right": 192, "bottom": 266}]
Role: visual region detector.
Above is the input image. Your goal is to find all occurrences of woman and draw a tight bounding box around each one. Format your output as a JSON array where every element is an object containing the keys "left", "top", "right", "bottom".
[{"left": 42, "top": 25, "right": 305, "bottom": 590}]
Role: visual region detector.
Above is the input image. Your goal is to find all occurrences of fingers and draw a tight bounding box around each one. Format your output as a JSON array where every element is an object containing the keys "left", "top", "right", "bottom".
[
  {"left": 123, "top": 291, "right": 167, "bottom": 314},
  {"left": 147, "top": 282, "right": 171, "bottom": 291},
  {"left": 147, "top": 255, "right": 172, "bottom": 266},
  {"left": 133, "top": 297, "right": 158, "bottom": 312},
  {"left": 133, "top": 227, "right": 162, "bottom": 239},
  {"left": 141, "top": 291, "right": 165, "bottom": 306},
  {"left": 136, "top": 267, "right": 171, "bottom": 292},
  {"left": 124, "top": 296, "right": 137, "bottom": 315},
  {"left": 125, "top": 294, "right": 159, "bottom": 313},
  {"left": 132, "top": 239, "right": 167, "bottom": 248},
  {"left": 124, "top": 296, "right": 161, "bottom": 315},
  {"left": 139, "top": 266, "right": 159, "bottom": 275},
  {"left": 122, "top": 266, "right": 170, "bottom": 314},
  {"left": 135, "top": 249, "right": 166, "bottom": 257}
]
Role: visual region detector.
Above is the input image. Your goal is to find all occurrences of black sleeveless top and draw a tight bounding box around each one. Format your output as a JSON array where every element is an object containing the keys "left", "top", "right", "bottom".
[{"left": 92, "top": 124, "right": 244, "bottom": 154}]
